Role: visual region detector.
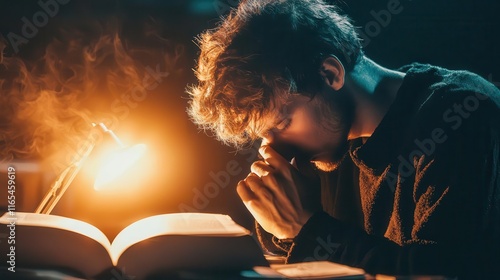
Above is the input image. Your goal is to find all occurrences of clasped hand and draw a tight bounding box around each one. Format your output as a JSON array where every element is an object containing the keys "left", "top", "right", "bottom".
[{"left": 237, "top": 145, "right": 321, "bottom": 239}]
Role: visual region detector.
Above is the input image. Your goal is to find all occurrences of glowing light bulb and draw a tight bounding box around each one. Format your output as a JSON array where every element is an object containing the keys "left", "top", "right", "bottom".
[{"left": 93, "top": 144, "right": 147, "bottom": 190}]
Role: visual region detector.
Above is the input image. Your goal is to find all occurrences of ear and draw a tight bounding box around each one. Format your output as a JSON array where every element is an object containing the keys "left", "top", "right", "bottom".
[{"left": 319, "top": 56, "right": 345, "bottom": 91}]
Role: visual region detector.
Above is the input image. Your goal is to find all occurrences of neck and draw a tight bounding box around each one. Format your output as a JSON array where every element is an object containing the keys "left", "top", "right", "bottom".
[{"left": 343, "top": 56, "right": 405, "bottom": 139}]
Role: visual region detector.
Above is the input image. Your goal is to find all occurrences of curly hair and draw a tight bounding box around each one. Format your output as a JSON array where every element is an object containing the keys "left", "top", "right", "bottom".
[{"left": 187, "top": 0, "right": 362, "bottom": 148}]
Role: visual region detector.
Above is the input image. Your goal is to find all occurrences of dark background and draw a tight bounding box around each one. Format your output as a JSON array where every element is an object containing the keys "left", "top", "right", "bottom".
[{"left": 0, "top": 0, "right": 499, "bottom": 239}]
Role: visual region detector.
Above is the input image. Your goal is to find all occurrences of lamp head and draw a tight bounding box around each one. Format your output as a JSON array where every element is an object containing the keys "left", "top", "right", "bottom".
[{"left": 93, "top": 143, "right": 147, "bottom": 190}]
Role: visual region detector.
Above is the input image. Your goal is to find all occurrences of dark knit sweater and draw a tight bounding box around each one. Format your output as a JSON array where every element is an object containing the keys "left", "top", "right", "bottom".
[{"left": 257, "top": 64, "right": 500, "bottom": 278}]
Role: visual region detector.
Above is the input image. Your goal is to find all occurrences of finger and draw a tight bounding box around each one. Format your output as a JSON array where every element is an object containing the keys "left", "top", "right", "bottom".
[
  {"left": 259, "top": 172, "right": 302, "bottom": 213},
  {"left": 261, "top": 137, "right": 271, "bottom": 147},
  {"left": 257, "top": 148, "right": 302, "bottom": 209},
  {"left": 248, "top": 168, "right": 298, "bottom": 211},
  {"left": 259, "top": 145, "right": 292, "bottom": 178},
  {"left": 241, "top": 174, "right": 305, "bottom": 237},
  {"left": 249, "top": 168, "right": 280, "bottom": 194},
  {"left": 245, "top": 173, "right": 274, "bottom": 202},
  {"left": 250, "top": 166, "right": 302, "bottom": 214},
  {"left": 241, "top": 200, "right": 268, "bottom": 231},
  {"left": 251, "top": 160, "right": 274, "bottom": 177},
  {"left": 236, "top": 180, "right": 256, "bottom": 202},
  {"left": 242, "top": 199, "right": 260, "bottom": 219}
]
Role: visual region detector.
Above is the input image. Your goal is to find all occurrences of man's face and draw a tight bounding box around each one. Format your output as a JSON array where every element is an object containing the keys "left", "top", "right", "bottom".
[{"left": 262, "top": 90, "right": 354, "bottom": 172}]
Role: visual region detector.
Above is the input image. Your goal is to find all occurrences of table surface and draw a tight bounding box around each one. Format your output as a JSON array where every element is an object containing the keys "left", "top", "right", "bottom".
[{"left": 0, "top": 266, "right": 457, "bottom": 280}]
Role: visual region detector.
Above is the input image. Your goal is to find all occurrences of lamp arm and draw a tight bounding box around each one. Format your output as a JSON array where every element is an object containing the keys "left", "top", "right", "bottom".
[
  {"left": 34, "top": 123, "right": 123, "bottom": 214},
  {"left": 35, "top": 132, "right": 97, "bottom": 214},
  {"left": 34, "top": 164, "right": 73, "bottom": 214}
]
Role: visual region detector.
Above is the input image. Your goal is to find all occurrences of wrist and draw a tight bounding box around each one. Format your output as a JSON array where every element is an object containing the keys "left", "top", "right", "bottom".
[
  {"left": 287, "top": 210, "right": 314, "bottom": 239},
  {"left": 299, "top": 210, "right": 314, "bottom": 230},
  {"left": 293, "top": 210, "right": 329, "bottom": 241}
]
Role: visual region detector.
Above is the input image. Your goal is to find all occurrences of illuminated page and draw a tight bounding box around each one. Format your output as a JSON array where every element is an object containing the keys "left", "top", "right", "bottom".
[
  {"left": 110, "top": 212, "right": 250, "bottom": 265},
  {"left": 0, "top": 212, "right": 111, "bottom": 251},
  {"left": 270, "top": 261, "right": 365, "bottom": 278}
]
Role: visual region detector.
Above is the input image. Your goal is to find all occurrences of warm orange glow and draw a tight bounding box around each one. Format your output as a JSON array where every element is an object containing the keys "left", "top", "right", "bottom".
[
  {"left": 93, "top": 144, "right": 147, "bottom": 190},
  {"left": 2, "top": 212, "right": 111, "bottom": 251},
  {"left": 109, "top": 213, "right": 250, "bottom": 265}
]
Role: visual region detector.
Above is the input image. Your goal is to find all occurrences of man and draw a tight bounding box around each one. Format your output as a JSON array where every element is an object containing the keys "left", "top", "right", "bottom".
[{"left": 187, "top": 0, "right": 500, "bottom": 278}]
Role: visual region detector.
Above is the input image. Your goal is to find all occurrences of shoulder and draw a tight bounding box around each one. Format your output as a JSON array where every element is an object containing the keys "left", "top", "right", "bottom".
[
  {"left": 400, "top": 63, "right": 500, "bottom": 100},
  {"left": 399, "top": 63, "right": 500, "bottom": 129}
]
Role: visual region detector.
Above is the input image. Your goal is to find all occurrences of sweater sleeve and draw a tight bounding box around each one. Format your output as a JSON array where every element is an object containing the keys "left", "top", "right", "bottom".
[{"left": 288, "top": 211, "right": 456, "bottom": 276}]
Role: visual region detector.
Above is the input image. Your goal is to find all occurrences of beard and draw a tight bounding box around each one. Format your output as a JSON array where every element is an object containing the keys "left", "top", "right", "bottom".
[
  {"left": 311, "top": 148, "right": 349, "bottom": 172},
  {"left": 309, "top": 88, "right": 354, "bottom": 172},
  {"left": 313, "top": 161, "right": 341, "bottom": 172}
]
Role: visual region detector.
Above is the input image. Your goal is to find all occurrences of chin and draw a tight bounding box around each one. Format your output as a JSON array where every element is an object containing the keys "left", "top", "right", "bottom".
[
  {"left": 312, "top": 160, "right": 341, "bottom": 172},
  {"left": 311, "top": 147, "right": 349, "bottom": 172}
]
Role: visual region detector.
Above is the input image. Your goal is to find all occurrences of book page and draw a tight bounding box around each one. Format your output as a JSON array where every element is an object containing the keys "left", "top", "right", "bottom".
[
  {"left": 0, "top": 212, "right": 116, "bottom": 278},
  {"left": 267, "top": 261, "right": 365, "bottom": 279},
  {"left": 0, "top": 212, "right": 111, "bottom": 251},
  {"left": 110, "top": 212, "right": 250, "bottom": 265}
]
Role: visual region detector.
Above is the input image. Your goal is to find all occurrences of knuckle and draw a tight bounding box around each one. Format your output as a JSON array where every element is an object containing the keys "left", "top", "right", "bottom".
[
  {"left": 260, "top": 169, "right": 277, "bottom": 181},
  {"left": 260, "top": 172, "right": 274, "bottom": 181},
  {"left": 245, "top": 172, "right": 257, "bottom": 180},
  {"left": 261, "top": 173, "right": 280, "bottom": 189},
  {"left": 261, "top": 145, "right": 269, "bottom": 153},
  {"left": 246, "top": 176, "right": 262, "bottom": 190},
  {"left": 251, "top": 161, "right": 271, "bottom": 176},
  {"left": 259, "top": 145, "right": 270, "bottom": 156},
  {"left": 250, "top": 161, "right": 261, "bottom": 171}
]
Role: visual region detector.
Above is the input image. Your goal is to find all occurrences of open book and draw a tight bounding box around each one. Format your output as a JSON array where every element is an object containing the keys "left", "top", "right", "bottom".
[{"left": 0, "top": 212, "right": 268, "bottom": 279}]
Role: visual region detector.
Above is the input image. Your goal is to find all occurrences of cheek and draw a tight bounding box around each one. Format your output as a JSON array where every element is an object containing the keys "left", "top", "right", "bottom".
[
  {"left": 281, "top": 106, "right": 328, "bottom": 151},
  {"left": 277, "top": 100, "right": 341, "bottom": 153},
  {"left": 285, "top": 118, "right": 327, "bottom": 151}
]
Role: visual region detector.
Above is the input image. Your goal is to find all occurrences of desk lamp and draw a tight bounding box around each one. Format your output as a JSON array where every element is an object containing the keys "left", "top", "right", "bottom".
[{"left": 35, "top": 123, "right": 146, "bottom": 214}]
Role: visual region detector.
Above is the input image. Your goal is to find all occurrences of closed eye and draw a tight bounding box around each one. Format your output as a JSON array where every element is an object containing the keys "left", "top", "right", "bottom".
[{"left": 275, "top": 118, "right": 292, "bottom": 132}]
